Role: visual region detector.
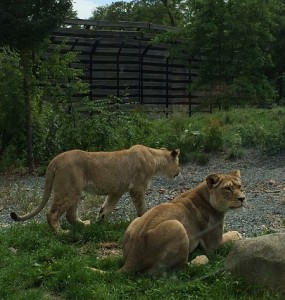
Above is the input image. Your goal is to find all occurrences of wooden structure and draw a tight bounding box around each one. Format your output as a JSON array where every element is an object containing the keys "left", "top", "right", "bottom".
[{"left": 50, "top": 19, "right": 208, "bottom": 116}]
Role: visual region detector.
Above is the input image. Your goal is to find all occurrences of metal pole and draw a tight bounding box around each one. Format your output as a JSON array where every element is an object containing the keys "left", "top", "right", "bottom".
[
  {"left": 188, "top": 59, "right": 192, "bottom": 117},
  {"left": 166, "top": 57, "right": 169, "bottom": 117},
  {"left": 89, "top": 39, "right": 100, "bottom": 103},
  {"left": 117, "top": 41, "right": 124, "bottom": 98}
]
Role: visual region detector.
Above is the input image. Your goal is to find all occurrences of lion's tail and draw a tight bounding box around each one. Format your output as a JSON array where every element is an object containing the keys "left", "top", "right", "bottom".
[{"left": 10, "top": 162, "right": 55, "bottom": 222}]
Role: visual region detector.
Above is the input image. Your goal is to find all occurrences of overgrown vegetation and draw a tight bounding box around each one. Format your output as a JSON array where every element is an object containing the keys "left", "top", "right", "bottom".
[
  {"left": 150, "top": 107, "right": 285, "bottom": 163},
  {"left": 0, "top": 0, "right": 73, "bottom": 172},
  {"left": 1, "top": 106, "right": 285, "bottom": 172},
  {"left": 0, "top": 222, "right": 281, "bottom": 299}
]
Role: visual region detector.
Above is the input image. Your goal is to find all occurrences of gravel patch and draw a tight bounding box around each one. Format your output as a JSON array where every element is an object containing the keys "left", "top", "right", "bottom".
[{"left": 1, "top": 150, "right": 285, "bottom": 237}]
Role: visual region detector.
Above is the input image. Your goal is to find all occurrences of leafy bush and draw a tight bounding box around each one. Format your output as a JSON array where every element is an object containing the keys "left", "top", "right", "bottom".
[
  {"left": 54, "top": 99, "right": 154, "bottom": 152},
  {"left": 0, "top": 145, "right": 25, "bottom": 172},
  {"left": 0, "top": 48, "right": 26, "bottom": 168},
  {"left": 203, "top": 118, "right": 224, "bottom": 152},
  {"left": 39, "top": 106, "right": 285, "bottom": 165},
  {"left": 148, "top": 107, "right": 285, "bottom": 162},
  {"left": 2, "top": 104, "right": 285, "bottom": 171}
]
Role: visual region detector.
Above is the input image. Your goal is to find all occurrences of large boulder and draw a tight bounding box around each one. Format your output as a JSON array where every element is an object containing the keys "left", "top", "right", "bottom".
[{"left": 225, "top": 233, "right": 285, "bottom": 294}]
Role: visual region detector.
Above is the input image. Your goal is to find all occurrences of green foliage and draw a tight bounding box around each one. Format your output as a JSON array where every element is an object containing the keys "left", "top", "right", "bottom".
[
  {"left": 30, "top": 42, "right": 91, "bottom": 164},
  {"left": 0, "top": 0, "right": 74, "bottom": 172},
  {"left": 0, "top": 145, "right": 25, "bottom": 171},
  {"left": 51, "top": 98, "right": 154, "bottom": 153},
  {"left": 222, "top": 108, "right": 285, "bottom": 155},
  {"left": 0, "top": 49, "right": 26, "bottom": 161},
  {"left": 148, "top": 113, "right": 223, "bottom": 163},
  {"left": 91, "top": 0, "right": 184, "bottom": 26},
  {"left": 0, "top": 43, "right": 92, "bottom": 170},
  {"left": 0, "top": 222, "right": 281, "bottom": 299},
  {"left": 149, "top": 107, "right": 285, "bottom": 162},
  {"left": 91, "top": 0, "right": 285, "bottom": 104},
  {"left": 37, "top": 42, "right": 87, "bottom": 105},
  {"left": 0, "top": 0, "right": 72, "bottom": 50},
  {"left": 203, "top": 119, "right": 224, "bottom": 152},
  {"left": 157, "top": 0, "right": 282, "bottom": 106},
  {"left": 2, "top": 104, "right": 285, "bottom": 170},
  {"left": 2, "top": 0, "right": 285, "bottom": 171}
]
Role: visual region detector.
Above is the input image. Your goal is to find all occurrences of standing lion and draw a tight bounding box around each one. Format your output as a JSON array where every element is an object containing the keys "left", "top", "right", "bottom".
[{"left": 11, "top": 145, "right": 180, "bottom": 234}]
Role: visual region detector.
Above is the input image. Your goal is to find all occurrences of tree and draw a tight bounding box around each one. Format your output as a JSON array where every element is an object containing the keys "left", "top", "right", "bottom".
[
  {"left": 165, "top": 0, "right": 277, "bottom": 107},
  {"left": 0, "top": 0, "right": 72, "bottom": 172},
  {"left": 267, "top": 0, "right": 285, "bottom": 102},
  {"left": 0, "top": 42, "right": 89, "bottom": 170},
  {"left": 0, "top": 49, "right": 26, "bottom": 166},
  {"left": 91, "top": 0, "right": 184, "bottom": 26}
]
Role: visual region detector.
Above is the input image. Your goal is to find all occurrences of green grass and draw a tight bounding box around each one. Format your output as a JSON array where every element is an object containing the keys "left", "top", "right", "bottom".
[
  {"left": 0, "top": 222, "right": 281, "bottom": 300},
  {"left": 150, "top": 107, "right": 285, "bottom": 163}
]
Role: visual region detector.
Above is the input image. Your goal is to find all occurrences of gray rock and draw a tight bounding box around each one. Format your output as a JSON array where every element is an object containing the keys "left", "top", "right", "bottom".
[{"left": 225, "top": 233, "right": 285, "bottom": 293}]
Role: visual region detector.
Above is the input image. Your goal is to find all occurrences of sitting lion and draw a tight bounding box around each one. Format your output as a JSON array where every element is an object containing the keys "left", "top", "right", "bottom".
[
  {"left": 121, "top": 170, "right": 245, "bottom": 275},
  {"left": 11, "top": 145, "right": 180, "bottom": 234}
]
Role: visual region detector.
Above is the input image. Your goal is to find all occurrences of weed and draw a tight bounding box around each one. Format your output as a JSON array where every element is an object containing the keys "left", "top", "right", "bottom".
[{"left": 203, "top": 118, "right": 224, "bottom": 152}]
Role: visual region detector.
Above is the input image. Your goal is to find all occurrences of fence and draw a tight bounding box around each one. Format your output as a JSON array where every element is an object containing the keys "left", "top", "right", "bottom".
[{"left": 49, "top": 19, "right": 211, "bottom": 116}]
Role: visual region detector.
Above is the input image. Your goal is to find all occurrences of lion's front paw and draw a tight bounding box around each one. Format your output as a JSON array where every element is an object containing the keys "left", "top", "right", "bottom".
[
  {"left": 83, "top": 220, "right": 91, "bottom": 226},
  {"left": 58, "top": 229, "right": 71, "bottom": 235},
  {"left": 189, "top": 255, "right": 209, "bottom": 266},
  {"left": 223, "top": 231, "right": 242, "bottom": 243}
]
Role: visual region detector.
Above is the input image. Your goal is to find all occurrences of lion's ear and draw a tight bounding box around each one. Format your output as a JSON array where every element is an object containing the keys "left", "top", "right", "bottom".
[
  {"left": 230, "top": 170, "right": 240, "bottom": 177},
  {"left": 206, "top": 174, "right": 221, "bottom": 188},
  {"left": 171, "top": 149, "right": 180, "bottom": 157}
]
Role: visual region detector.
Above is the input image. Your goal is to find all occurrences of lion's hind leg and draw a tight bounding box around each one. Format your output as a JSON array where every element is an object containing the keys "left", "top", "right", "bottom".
[
  {"left": 144, "top": 220, "right": 189, "bottom": 275},
  {"left": 47, "top": 197, "right": 70, "bottom": 235},
  {"left": 47, "top": 190, "right": 86, "bottom": 234},
  {"left": 66, "top": 200, "right": 90, "bottom": 227}
]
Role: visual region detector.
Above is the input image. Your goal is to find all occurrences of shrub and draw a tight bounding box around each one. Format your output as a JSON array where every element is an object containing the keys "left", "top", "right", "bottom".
[
  {"left": 2, "top": 105, "right": 285, "bottom": 171},
  {"left": 203, "top": 118, "right": 224, "bottom": 152},
  {"left": 0, "top": 145, "right": 25, "bottom": 172}
]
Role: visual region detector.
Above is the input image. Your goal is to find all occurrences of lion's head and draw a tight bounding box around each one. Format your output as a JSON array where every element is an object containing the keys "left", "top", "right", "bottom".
[
  {"left": 165, "top": 149, "right": 180, "bottom": 178},
  {"left": 206, "top": 170, "right": 245, "bottom": 213}
]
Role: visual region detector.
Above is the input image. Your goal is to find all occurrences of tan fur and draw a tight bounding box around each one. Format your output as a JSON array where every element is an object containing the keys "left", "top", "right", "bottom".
[
  {"left": 11, "top": 145, "right": 180, "bottom": 234},
  {"left": 121, "top": 170, "right": 245, "bottom": 276}
]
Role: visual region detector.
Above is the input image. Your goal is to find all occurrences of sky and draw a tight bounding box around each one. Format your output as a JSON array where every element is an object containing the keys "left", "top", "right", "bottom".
[{"left": 72, "top": 0, "right": 119, "bottom": 19}]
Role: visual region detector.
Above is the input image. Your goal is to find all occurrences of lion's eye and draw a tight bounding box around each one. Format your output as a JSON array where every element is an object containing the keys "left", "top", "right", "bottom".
[{"left": 224, "top": 186, "right": 231, "bottom": 191}]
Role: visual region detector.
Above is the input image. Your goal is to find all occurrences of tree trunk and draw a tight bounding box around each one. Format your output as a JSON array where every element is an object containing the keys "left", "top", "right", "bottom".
[
  {"left": 160, "top": 0, "right": 176, "bottom": 27},
  {"left": 20, "top": 49, "right": 35, "bottom": 173}
]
